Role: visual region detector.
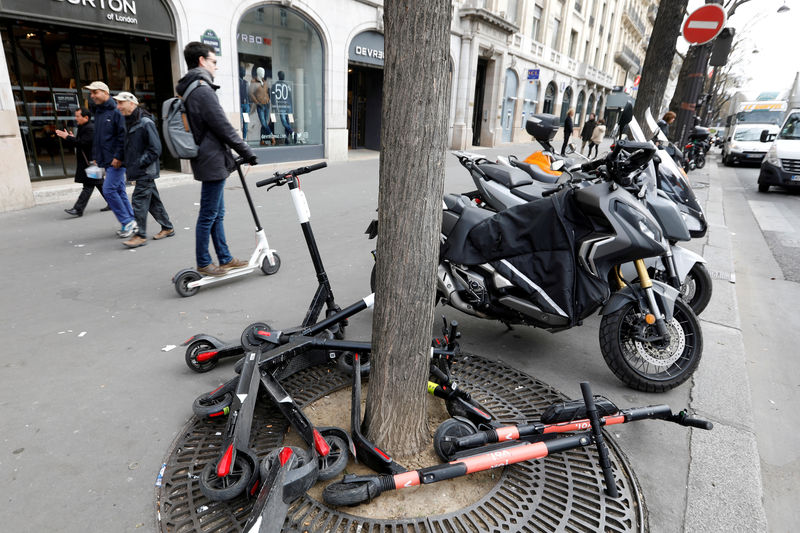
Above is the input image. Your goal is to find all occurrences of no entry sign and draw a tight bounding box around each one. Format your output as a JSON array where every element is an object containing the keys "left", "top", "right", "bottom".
[{"left": 683, "top": 4, "right": 727, "bottom": 45}]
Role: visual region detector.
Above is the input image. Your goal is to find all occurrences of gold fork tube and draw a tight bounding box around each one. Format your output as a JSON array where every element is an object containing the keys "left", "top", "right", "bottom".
[{"left": 634, "top": 259, "right": 652, "bottom": 289}]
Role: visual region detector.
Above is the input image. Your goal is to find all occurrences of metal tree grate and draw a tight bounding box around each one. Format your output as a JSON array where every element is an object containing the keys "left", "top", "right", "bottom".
[{"left": 156, "top": 355, "right": 644, "bottom": 532}]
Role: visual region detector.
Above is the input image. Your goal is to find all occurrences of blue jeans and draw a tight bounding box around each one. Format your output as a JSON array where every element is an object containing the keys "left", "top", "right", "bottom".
[
  {"left": 280, "top": 114, "right": 293, "bottom": 136},
  {"left": 102, "top": 166, "right": 134, "bottom": 225},
  {"left": 196, "top": 179, "right": 233, "bottom": 268},
  {"left": 256, "top": 104, "right": 272, "bottom": 137},
  {"left": 241, "top": 102, "right": 250, "bottom": 140}
]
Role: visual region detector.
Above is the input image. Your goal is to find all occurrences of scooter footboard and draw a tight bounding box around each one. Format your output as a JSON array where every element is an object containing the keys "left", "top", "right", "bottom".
[{"left": 602, "top": 280, "right": 679, "bottom": 321}]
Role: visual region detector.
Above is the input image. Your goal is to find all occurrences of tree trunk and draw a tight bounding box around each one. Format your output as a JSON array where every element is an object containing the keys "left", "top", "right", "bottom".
[
  {"left": 363, "top": 0, "right": 451, "bottom": 457},
  {"left": 633, "top": 0, "right": 689, "bottom": 125}
]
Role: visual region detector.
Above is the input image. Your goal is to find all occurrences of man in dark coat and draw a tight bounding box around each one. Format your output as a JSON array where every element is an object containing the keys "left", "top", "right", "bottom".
[
  {"left": 56, "top": 107, "right": 109, "bottom": 217},
  {"left": 560, "top": 108, "right": 574, "bottom": 156},
  {"left": 579, "top": 113, "right": 596, "bottom": 155},
  {"left": 176, "top": 42, "right": 257, "bottom": 277},
  {"left": 86, "top": 80, "right": 137, "bottom": 238},
  {"left": 115, "top": 91, "right": 174, "bottom": 249}
]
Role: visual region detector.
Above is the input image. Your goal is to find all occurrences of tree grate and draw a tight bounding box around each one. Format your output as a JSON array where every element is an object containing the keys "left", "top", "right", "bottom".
[{"left": 156, "top": 355, "right": 644, "bottom": 532}]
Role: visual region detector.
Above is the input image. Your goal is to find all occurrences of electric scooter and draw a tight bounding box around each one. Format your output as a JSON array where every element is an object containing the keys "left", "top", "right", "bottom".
[
  {"left": 182, "top": 161, "right": 352, "bottom": 372},
  {"left": 172, "top": 157, "right": 283, "bottom": 298}
]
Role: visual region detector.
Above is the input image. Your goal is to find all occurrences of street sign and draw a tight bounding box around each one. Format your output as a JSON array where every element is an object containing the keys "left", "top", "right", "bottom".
[
  {"left": 683, "top": 4, "right": 727, "bottom": 45},
  {"left": 633, "top": 75, "right": 641, "bottom": 87},
  {"left": 527, "top": 69, "right": 539, "bottom": 80}
]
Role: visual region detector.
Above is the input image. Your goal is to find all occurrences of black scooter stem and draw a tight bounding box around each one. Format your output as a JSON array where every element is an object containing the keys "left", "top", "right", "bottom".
[
  {"left": 580, "top": 381, "right": 619, "bottom": 498},
  {"left": 302, "top": 294, "right": 374, "bottom": 336}
]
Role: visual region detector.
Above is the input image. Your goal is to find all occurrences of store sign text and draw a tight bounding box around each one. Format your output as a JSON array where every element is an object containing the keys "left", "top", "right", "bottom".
[
  {"left": 238, "top": 33, "right": 272, "bottom": 46},
  {"left": 53, "top": 0, "right": 138, "bottom": 25},
  {"left": 354, "top": 46, "right": 384, "bottom": 61}
]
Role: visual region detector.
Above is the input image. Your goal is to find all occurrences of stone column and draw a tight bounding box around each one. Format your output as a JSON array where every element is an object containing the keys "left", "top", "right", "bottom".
[{"left": 450, "top": 35, "right": 474, "bottom": 150}]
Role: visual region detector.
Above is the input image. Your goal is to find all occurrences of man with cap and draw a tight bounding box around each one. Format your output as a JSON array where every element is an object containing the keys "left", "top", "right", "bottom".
[
  {"left": 85, "top": 81, "right": 136, "bottom": 238},
  {"left": 114, "top": 91, "right": 174, "bottom": 248}
]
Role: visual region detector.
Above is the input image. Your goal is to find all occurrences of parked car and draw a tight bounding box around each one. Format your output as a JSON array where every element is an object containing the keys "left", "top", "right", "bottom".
[
  {"left": 722, "top": 123, "right": 779, "bottom": 166},
  {"left": 757, "top": 109, "right": 800, "bottom": 193}
]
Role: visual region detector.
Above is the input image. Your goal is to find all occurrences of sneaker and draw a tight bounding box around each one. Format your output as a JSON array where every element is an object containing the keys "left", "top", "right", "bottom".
[
  {"left": 197, "top": 264, "right": 227, "bottom": 277},
  {"left": 123, "top": 235, "right": 147, "bottom": 248},
  {"left": 153, "top": 228, "right": 175, "bottom": 240},
  {"left": 220, "top": 257, "right": 248, "bottom": 270},
  {"left": 65, "top": 208, "right": 82, "bottom": 217},
  {"left": 119, "top": 220, "right": 138, "bottom": 239}
]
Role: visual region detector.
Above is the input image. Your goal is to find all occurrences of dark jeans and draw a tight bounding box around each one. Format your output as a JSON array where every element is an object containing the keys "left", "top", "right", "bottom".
[
  {"left": 256, "top": 104, "right": 272, "bottom": 138},
  {"left": 560, "top": 132, "right": 572, "bottom": 156},
  {"left": 131, "top": 178, "right": 172, "bottom": 238},
  {"left": 196, "top": 178, "right": 233, "bottom": 268},
  {"left": 280, "top": 113, "right": 294, "bottom": 140},
  {"left": 241, "top": 102, "right": 250, "bottom": 140},
  {"left": 587, "top": 142, "right": 599, "bottom": 159},
  {"left": 73, "top": 179, "right": 106, "bottom": 213},
  {"left": 102, "top": 166, "right": 134, "bottom": 225}
]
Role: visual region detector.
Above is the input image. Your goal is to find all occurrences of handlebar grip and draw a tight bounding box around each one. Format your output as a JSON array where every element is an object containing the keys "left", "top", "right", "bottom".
[
  {"left": 235, "top": 156, "right": 245, "bottom": 166},
  {"left": 256, "top": 175, "right": 283, "bottom": 188},
  {"left": 679, "top": 414, "right": 713, "bottom": 430},
  {"left": 294, "top": 161, "right": 328, "bottom": 176},
  {"left": 455, "top": 432, "right": 490, "bottom": 448},
  {"left": 580, "top": 157, "right": 607, "bottom": 172}
]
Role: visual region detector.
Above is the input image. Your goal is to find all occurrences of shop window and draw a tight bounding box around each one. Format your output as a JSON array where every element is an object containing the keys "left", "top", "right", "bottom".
[{"left": 237, "top": 5, "right": 323, "bottom": 148}]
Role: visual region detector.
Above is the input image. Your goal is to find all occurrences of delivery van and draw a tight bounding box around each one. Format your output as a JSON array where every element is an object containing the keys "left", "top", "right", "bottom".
[
  {"left": 723, "top": 100, "right": 786, "bottom": 166},
  {"left": 757, "top": 109, "right": 800, "bottom": 193}
]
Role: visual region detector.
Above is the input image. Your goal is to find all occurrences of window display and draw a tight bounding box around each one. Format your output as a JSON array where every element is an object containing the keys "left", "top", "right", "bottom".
[{"left": 237, "top": 5, "right": 323, "bottom": 148}]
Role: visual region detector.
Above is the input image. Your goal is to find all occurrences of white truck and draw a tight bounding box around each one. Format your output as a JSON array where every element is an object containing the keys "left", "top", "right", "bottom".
[
  {"left": 757, "top": 108, "right": 800, "bottom": 193},
  {"left": 722, "top": 100, "right": 786, "bottom": 166}
]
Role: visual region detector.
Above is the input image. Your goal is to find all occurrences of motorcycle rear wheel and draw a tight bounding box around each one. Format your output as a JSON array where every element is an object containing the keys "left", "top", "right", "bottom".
[
  {"left": 695, "top": 153, "right": 706, "bottom": 169},
  {"left": 599, "top": 298, "right": 702, "bottom": 392}
]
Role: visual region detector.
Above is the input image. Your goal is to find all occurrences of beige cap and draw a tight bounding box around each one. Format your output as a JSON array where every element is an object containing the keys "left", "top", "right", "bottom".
[
  {"left": 113, "top": 91, "right": 139, "bottom": 104},
  {"left": 84, "top": 81, "right": 110, "bottom": 92}
]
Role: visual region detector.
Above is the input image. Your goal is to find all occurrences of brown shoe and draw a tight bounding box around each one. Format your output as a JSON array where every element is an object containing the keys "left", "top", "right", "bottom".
[
  {"left": 123, "top": 235, "right": 147, "bottom": 248},
  {"left": 197, "top": 264, "right": 227, "bottom": 277},
  {"left": 220, "top": 257, "right": 248, "bottom": 270},
  {"left": 153, "top": 228, "right": 175, "bottom": 240}
]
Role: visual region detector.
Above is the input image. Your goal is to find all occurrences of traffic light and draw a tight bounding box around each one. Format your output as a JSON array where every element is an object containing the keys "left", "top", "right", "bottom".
[{"left": 709, "top": 27, "right": 735, "bottom": 67}]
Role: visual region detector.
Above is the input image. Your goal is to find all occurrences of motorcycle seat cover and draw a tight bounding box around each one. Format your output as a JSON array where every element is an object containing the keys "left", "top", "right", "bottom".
[
  {"left": 511, "top": 182, "right": 557, "bottom": 202},
  {"left": 440, "top": 204, "right": 494, "bottom": 257},
  {"left": 480, "top": 163, "right": 533, "bottom": 188},
  {"left": 513, "top": 159, "right": 561, "bottom": 184}
]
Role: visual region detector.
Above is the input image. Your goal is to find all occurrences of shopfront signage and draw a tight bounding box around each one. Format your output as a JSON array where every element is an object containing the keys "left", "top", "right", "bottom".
[
  {"left": 0, "top": 0, "right": 176, "bottom": 40},
  {"left": 527, "top": 69, "right": 539, "bottom": 80},
  {"left": 202, "top": 29, "right": 221, "bottom": 55},
  {"left": 348, "top": 31, "right": 384, "bottom": 67},
  {"left": 53, "top": 92, "right": 80, "bottom": 115}
]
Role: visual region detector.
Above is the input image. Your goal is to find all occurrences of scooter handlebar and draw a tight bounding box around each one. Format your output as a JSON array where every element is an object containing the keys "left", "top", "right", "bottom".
[{"left": 256, "top": 162, "right": 328, "bottom": 188}]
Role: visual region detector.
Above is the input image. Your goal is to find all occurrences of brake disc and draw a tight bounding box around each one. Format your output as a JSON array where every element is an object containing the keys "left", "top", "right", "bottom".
[{"left": 633, "top": 316, "right": 686, "bottom": 367}]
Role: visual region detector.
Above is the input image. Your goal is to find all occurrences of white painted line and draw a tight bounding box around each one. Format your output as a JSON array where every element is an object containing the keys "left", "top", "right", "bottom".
[
  {"left": 688, "top": 21, "right": 719, "bottom": 29},
  {"left": 748, "top": 200, "right": 795, "bottom": 233}
]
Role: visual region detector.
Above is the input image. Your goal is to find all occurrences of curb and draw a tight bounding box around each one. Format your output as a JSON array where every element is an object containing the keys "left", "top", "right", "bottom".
[{"left": 684, "top": 156, "right": 768, "bottom": 531}]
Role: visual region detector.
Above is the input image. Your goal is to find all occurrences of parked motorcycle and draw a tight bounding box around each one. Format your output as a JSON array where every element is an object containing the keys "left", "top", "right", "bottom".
[{"left": 682, "top": 126, "right": 711, "bottom": 171}]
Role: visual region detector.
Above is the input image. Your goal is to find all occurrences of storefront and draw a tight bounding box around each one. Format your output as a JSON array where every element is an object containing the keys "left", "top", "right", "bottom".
[
  {"left": 347, "top": 30, "right": 383, "bottom": 151},
  {"left": 236, "top": 4, "right": 325, "bottom": 161},
  {"left": 0, "top": 0, "right": 177, "bottom": 180}
]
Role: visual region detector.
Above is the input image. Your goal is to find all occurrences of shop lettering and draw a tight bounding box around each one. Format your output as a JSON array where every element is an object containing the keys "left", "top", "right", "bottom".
[
  {"left": 237, "top": 33, "right": 272, "bottom": 46},
  {"left": 53, "top": 0, "right": 137, "bottom": 15},
  {"left": 354, "top": 46, "right": 384, "bottom": 60}
]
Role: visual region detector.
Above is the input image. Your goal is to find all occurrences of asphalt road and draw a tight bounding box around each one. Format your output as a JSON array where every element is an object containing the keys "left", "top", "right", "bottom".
[{"left": 0, "top": 144, "right": 790, "bottom": 532}]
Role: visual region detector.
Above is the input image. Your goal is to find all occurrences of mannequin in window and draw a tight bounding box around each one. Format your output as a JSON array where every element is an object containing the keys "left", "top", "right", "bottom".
[
  {"left": 239, "top": 65, "right": 250, "bottom": 140},
  {"left": 248, "top": 66, "right": 274, "bottom": 145},
  {"left": 271, "top": 71, "right": 295, "bottom": 144}
]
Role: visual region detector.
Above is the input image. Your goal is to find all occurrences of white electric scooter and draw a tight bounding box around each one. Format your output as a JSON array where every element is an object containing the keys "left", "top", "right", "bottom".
[{"left": 172, "top": 158, "right": 281, "bottom": 297}]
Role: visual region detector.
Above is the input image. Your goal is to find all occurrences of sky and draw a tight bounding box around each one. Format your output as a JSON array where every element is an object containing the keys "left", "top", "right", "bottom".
[{"left": 683, "top": 0, "right": 800, "bottom": 99}]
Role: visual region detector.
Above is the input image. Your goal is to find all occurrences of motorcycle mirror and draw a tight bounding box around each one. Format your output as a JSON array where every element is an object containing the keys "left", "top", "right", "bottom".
[{"left": 618, "top": 103, "right": 634, "bottom": 136}]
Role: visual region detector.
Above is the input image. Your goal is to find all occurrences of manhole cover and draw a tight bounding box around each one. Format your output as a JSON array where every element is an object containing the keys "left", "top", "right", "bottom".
[{"left": 156, "top": 354, "right": 644, "bottom": 532}]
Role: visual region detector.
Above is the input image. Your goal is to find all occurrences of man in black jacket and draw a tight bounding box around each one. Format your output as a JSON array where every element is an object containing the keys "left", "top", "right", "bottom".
[
  {"left": 115, "top": 92, "right": 174, "bottom": 249},
  {"left": 176, "top": 42, "right": 257, "bottom": 277},
  {"left": 56, "top": 107, "right": 109, "bottom": 216},
  {"left": 579, "top": 113, "right": 596, "bottom": 155}
]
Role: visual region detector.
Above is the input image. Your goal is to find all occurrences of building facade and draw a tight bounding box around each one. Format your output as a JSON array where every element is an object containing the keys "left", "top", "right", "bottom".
[{"left": 1, "top": 0, "right": 658, "bottom": 212}]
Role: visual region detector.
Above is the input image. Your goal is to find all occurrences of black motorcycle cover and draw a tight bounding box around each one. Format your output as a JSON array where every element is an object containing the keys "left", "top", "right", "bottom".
[{"left": 442, "top": 189, "right": 608, "bottom": 325}]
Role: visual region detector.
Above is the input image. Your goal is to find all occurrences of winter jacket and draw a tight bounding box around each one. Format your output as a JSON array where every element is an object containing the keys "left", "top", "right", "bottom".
[
  {"left": 90, "top": 97, "right": 125, "bottom": 168},
  {"left": 176, "top": 68, "right": 254, "bottom": 182},
  {"left": 248, "top": 79, "right": 270, "bottom": 105},
  {"left": 123, "top": 107, "right": 161, "bottom": 180},
  {"left": 657, "top": 119, "right": 670, "bottom": 138},
  {"left": 591, "top": 124, "right": 606, "bottom": 144},
  {"left": 61, "top": 121, "right": 95, "bottom": 183},
  {"left": 580, "top": 119, "right": 596, "bottom": 141},
  {"left": 563, "top": 115, "right": 574, "bottom": 136}
]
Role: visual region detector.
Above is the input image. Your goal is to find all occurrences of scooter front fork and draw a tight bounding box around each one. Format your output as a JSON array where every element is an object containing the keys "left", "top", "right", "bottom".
[{"left": 634, "top": 259, "right": 669, "bottom": 339}]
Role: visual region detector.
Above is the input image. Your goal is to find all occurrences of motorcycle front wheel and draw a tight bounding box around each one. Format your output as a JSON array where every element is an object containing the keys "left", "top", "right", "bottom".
[
  {"left": 599, "top": 298, "right": 702, "bottom": 392},
  {"left": 695, "top": 152, "right": 706, "bottom": 169}
]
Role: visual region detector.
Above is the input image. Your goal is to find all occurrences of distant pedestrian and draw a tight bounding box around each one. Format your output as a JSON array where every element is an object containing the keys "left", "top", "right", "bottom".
[
  {"left": 579, "top": 113, "right": 596, "bottom": 155},
  {"left": 85, "top": 81, "right": 137, "bottom": 238},
  {"left": 55, "top": 107, "right": 111, "bottom": 217},
  {"left": 658, "top": 111, "right": 676, "bottom": 139},
  {"left": 176, "top": 42, "right": 257, "bottom": 277},
  {"left": 588, "top": 119, "right": 606, "bottom": 159},
  {"left": 114, "top": 92, "right": 174, "bottom": 249},
  {"left": 561, "top": 108, "right": 575, "bottom": 156}
]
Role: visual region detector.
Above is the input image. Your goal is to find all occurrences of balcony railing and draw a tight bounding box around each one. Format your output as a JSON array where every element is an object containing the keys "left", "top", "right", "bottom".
[{"left": 623, "top": 8, "right": 646, "bottom": 37}]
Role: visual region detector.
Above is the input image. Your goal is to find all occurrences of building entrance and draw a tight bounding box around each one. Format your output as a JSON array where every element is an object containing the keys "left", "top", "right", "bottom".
[
  {"left": 347, "top": 64, "right": 383, "bottom": 150},
  {"left": 1, "top": 22, "right": 175, "bottom": 180}
]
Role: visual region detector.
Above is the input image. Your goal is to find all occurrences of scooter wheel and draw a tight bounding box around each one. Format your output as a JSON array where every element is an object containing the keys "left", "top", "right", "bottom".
[
  {"left": 192, "top": 390, "right": 234, "bottom": 418},
  {"left": 317, "top": 435, "right": 349, "bottom": 481},
  {"left": 174, "top": 270, "right": 201, "bottom": 298},
  {"left": 261, "top": 253, "right": 281, "bottom": 275},
  {"left": 185, "top": 339, "right": 220, "bottom": 373},
  {"left": 433, "top": 417, "right": 478, "bottom": 462},
  {"left": 259, "top": 446, "right": 318, "bottom": 498},
  {"left": 336, "top": 351, "right": 371, "bottom": 377},
  {"left": 198, "top": 452, "right": 253, "bottom": 502},
  {"left": 240, "top": 322, "right": 273, "bottom": 352},
  {"left": 323, "top": 478, "right": 382, "bottom": 507}
]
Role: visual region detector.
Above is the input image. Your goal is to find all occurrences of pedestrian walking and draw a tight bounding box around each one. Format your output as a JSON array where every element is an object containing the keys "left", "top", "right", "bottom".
[
  {"left": 85, "top": 81, "right": 136, "bottom": 238},
  {"left": 588, "top": 119, "right": 606, "bottom": 159},
  {"left": 176, "top": 42, "right": 257, "bottom": 277},
  {"left": 579, "top": 113, "right": 596, "bottom": 155},
  {"left": 55, "top": 107, "right": 111, "bottom": 217},
  {"left": 114, "top": 92, "right": 174, "bottom": 249},
  {"left": 658, "top": 111, "right": 676, "bottom": 139},
  {"left": 561, "top": 108, "right": 574, "bottom": 156}
]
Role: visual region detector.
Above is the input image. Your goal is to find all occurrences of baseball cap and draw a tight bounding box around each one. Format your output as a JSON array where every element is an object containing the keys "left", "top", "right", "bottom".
[
  {"left": 113, "top": 91, "right": 139, "bottom": 105},
  {"left": 84, "top": 81, "right": 110, "bottom": 92}
]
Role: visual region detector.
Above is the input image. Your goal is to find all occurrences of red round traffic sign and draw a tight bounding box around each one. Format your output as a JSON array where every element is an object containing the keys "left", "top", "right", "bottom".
[{"left": 683, "top": 4, "right": 727, "bottom": 45}]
